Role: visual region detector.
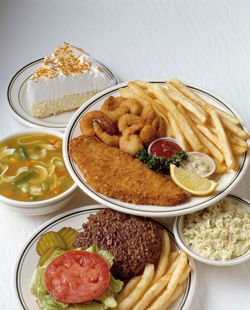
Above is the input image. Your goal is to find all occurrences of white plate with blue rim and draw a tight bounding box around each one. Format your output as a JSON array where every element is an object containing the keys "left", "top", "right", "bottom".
[
  {"left": 7, "top": 58, "right": 118, "bottom": 131},
  {"left": 63, "top": 81, "right": 249, "bottom": 217},
  {"left": 14, "top": 204, "right": 196, "bottom": 310}
]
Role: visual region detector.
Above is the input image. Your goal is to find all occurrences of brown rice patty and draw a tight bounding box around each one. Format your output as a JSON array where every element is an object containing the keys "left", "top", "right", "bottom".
[{"left": 73, "top": 208, "right": 162, "bottom": 280}]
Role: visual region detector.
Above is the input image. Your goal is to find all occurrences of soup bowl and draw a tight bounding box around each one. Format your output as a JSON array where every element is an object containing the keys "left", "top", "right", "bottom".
[{"left": 0, "top": 129, "right": 78, "bottom": 215}]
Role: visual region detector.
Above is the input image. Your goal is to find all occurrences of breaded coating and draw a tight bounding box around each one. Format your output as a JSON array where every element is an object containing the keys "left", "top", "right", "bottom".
[{"left": 69, "top": 136, "right": 186, "bottom": 206}]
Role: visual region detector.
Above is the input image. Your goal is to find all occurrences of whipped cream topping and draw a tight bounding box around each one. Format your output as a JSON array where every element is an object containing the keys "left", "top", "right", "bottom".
[
  {"left": 27, "top": 43, "right": 114, "bottom": 103},
  {"left": 30, "top": 42, "right": 103, "bottom": 81}
]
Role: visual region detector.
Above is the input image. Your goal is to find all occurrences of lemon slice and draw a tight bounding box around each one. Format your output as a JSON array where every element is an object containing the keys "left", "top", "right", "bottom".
[{"left": 170, "top": 164, "right": 218, "bottom": 196}]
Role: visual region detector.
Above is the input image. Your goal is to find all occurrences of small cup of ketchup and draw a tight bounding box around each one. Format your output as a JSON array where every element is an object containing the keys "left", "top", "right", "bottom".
[{"left": 148, "top": 137, "right": 185, "bottom": 158}]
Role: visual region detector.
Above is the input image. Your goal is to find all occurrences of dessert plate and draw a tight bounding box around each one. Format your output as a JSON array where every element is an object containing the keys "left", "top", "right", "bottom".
[
  {"left": 7, "top": 58, "right": 119, "bottom": 131},
  {"left": 14, "top": 204, "right": 196, "bottom": 310},
  {"left": 63, "top": 81, "right": 249, "bottom": 217}
]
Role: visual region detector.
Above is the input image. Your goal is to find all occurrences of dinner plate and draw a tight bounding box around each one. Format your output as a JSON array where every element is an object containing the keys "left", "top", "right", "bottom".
[
  {"left": 63, "top": 81, "right": 249, "bottom": 217},
  {"left": 14, "top": 204, "right": 196, "bottom": 310},
  {"left": 7, "top": 58, "right": 119, "bottom": 131}
]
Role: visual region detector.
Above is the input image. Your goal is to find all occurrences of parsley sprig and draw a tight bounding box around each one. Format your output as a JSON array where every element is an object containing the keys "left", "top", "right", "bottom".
[{"left": 136, "top": 149, "right": 188, "bottom": 174}]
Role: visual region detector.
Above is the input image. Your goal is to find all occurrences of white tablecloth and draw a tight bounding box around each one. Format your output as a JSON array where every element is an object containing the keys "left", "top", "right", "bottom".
[{"left": 0, "top": 1, "right": 249, "bottom": 309}]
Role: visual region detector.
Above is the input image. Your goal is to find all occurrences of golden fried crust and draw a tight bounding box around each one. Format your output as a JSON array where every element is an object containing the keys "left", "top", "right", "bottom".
[{"left": 69, "top": 136, "right": 187, "bottom": 206}]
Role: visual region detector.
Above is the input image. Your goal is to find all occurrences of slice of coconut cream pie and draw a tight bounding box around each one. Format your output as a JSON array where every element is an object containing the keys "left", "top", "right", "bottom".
[{"left": 27, "top": 42, "right": 114, "bottom": 118}]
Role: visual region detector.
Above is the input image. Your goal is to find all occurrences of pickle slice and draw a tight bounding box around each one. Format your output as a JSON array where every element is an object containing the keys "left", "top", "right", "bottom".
[
  {"left": 36, "top": 231, "right": 66, "bottom": 256},
  {"left": 58, "top": 227, "right": 79, "bottom": 250},
  {"left": 39, "top": 247, "right": 63, "bottom": 266}
]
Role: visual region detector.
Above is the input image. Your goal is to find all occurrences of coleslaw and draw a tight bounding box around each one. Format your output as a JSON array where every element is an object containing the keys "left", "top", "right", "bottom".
[{"left": 182, "top": 198, "right": 250, "bottom": 260}]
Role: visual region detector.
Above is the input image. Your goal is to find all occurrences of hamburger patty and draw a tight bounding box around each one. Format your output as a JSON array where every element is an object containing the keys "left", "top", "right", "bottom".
[{"left": 73, "top": 209, "right": 162, "bottom": 280}]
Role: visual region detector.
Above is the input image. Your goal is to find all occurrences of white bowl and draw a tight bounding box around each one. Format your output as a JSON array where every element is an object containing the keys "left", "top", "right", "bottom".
[
  {"left": 181, "top": 152, "right": 216, "bottom": 178},
  {"left": 148, "top": 137, "right": 186, "bottom": 155},
  {"left": 173, "top": 195, "right": 250, "bottom": 266},
  {"left": 0, "top": 129, "right": 78, "bottom": 215}
]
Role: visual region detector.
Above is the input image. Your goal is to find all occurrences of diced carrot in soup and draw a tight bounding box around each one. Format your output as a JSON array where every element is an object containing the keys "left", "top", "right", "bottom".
[
  {"left": 7, "top": 167, "right": 16, "bottom": 175},
  {"left": 54, "top": 140, "right": 62, "bottom": 149},
  {"left": 55, "top": 168, "right": 66, "bottom": 177},
  {"left": 49, "top": 137, "right": 58, "bottom": 144},
  {"left": 3, "top": 188, "right": 13, "bottom": 197},
  {"left": 53, "top": 187, "right": 62, "bottom": 195},
  {"left": 23, "top": 160, "right": 32, "bottom": 167}
]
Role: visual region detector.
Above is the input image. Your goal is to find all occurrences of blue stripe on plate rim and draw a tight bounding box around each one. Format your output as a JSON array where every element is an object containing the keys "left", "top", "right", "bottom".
[
  {"left": 7, "top": 58, "right": 119, "bottom": 129},
  {"left": 63, "top": 81, "right": 249, "bottom": 216},
  {"left": 14, "top": 205, "right": 195, "bottom": 310}
]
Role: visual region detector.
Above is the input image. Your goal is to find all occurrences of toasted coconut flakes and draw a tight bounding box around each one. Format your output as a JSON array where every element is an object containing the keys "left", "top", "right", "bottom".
[{"left": 31, "top": 42, "right": 94, "bottom": 82}]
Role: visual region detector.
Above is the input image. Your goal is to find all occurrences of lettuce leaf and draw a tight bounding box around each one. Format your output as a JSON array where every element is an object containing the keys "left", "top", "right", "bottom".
[
  {"left": 86, "top": 244, "right": 114, "bottom": 268},
  {"left": 67, "top": 302, "right": 104, "bottom": 310},
  {"left": 94, "top": 274, "right": 123, "bottom": 309}
]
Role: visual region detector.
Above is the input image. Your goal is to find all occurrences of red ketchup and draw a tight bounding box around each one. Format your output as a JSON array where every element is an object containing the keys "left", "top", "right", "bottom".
[{"left": 150, "top": 140, "right": 183, "bottom": 158}]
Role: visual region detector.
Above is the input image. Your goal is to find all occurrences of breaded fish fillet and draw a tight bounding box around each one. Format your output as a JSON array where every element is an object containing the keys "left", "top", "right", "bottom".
[{"left": 69, "top": 135, "right": 186, "bottom": 206}]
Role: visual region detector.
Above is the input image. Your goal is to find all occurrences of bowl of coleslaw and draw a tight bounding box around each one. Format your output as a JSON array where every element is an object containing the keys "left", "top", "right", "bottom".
[{"left": 173, "top": 195, "right": 250, "bottom": 266}]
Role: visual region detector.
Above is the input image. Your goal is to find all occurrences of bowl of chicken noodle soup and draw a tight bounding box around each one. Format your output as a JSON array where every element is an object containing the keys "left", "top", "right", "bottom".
[{"left": 0, "top": 129, "right": 77, "bottom": 215}]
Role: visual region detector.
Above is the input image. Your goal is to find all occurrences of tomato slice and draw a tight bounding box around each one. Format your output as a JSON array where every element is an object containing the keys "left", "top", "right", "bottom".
[{"left": 44, "top": 250, "right": 110, "bottom": 303}]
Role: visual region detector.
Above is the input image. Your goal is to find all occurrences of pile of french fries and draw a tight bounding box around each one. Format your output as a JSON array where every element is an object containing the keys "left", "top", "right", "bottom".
[
  {"left": 114, "top": 230, "right": 191, "bottom": 310},
  {"left": 119, "top": 78, "right": 249, "bottom": 174}
]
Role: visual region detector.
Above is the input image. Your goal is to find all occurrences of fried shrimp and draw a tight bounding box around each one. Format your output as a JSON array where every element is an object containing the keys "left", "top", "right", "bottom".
[
  {"left": 140, "top": 124, "right": 157, "bottom": 146},
  {"left": 114, "top": 96, "right": 126, "bottom": 105},
  {"left": 123, "top": 122, "right": 145, "bottom": 136},
  {"left": 101, "top": 96, "right": 129, "bottom": 123},
  {"left": 120, "top": 98, "right": 142, "bottom": 115},
  {"left": 119, "top": 134, "right": 144, "bottom": 156},
  {"left": 93, "top": 122, "right": 120, "bottom": 147},
  {"left": 101, "top": 96, "right": 120, "bottom": 111},
  {"left": 118, "top": 114, "right": 145, "bottom": 133},
  {"left": 80, "top": 110, "right": 117, "bottom": 136},
  {"left": 152, "top": 116, "right": 167, "bottom": 137},
  {"left": 141, "top": 104, "right": 156, "bottom": 122}
]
